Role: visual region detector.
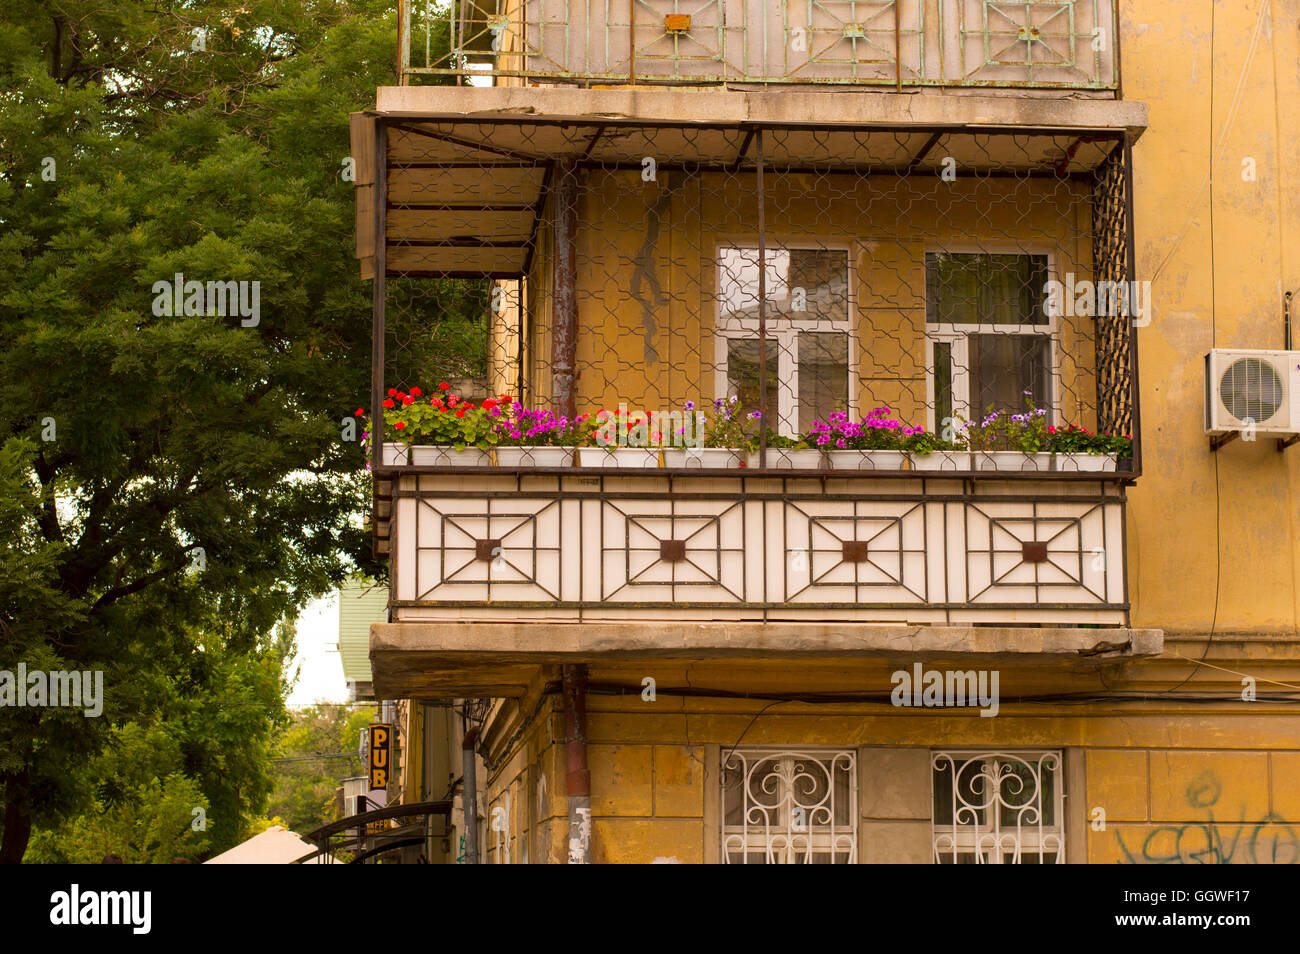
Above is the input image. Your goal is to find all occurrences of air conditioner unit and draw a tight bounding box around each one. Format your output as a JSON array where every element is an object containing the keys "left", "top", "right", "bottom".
[{"left": 1205, "top": 349, "right": 1300, "bottom": 435}]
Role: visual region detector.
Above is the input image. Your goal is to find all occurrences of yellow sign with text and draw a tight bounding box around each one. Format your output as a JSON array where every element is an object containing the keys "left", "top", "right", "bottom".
[{"left": 368, "top": 723, "right": 392, "bottom": 791}]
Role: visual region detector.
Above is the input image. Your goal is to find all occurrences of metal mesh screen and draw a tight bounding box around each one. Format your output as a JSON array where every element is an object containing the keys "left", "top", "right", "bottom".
[{"left": 370, "top": 119, "right": 1137, "bottom": 484}]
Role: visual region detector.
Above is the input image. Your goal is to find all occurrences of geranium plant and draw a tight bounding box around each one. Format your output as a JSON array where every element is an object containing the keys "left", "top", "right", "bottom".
[
  {"left": 805, "top": 408, "right": 924, "bottom": 451},
  {"left": 490, "top": 399, "right": 585, "bottom": 446},
  {"left": 1046, "top": 424, "right": 1132, "bottom": 457},
  {"left": 379, "top": 384, "right": 498, "bottom": 449}
]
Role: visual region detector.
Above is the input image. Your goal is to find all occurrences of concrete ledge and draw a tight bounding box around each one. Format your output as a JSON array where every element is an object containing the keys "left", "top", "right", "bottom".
[
  {"left": 375, "top": 86, "right": 1147, "bottom": 137},
  {"left": 373, "top": 621, "right": 1162, "bottom": 660},
  {"left": 370, "top": 621, "right": 1164, "bottom": 697}
]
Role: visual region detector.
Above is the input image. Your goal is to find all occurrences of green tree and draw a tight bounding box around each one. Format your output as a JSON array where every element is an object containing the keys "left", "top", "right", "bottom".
[
  {"left": 0, "top": 0, "right": 480, "bottom": 861},
  {"left": 264, "top": 704, "right": 373, "bottom": 836}
]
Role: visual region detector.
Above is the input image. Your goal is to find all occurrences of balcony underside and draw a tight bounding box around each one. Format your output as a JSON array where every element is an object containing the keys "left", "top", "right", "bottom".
[{"left": 369, "top": 620, "right": 1163, "bottom": 698}]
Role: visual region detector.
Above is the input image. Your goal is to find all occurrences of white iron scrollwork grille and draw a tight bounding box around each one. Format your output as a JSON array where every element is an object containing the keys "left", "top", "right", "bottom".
[
  {"left": 722, "top": 748, "right": 857, "bottom": 863},
  {"left": 932, "top": 750, "right": 1064, "bottom": 863}
]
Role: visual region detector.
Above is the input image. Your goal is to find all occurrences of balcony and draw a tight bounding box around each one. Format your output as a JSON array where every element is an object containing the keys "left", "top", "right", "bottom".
[
  {"left": 399, "top": 0, "right": 1120, "bottom": 91},
  {"left": 354, "top": 96, "right": 1146, "bottom": 633}
]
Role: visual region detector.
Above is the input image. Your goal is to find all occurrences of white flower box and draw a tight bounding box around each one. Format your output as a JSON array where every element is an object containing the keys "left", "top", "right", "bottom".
[
  {"left": 410, "top": 444, "right": 492, "bottom": 466},
  {"left": 825, "top": 450, "right": 907, "bottom": 471},
  {"left": 743, "top": 448, "right": 827, "bottom": 470},
  {"left": 662, "top": 447, "right": 741, "bottom": 469},
  {"left": 1054, "top": 453, "right": 1118, "bottom": 472},
  {"left": 971, "top": 451, "right": 1054, "bottom": 472},
  {"left": 493, "top": 446, "right": 574, "bottom": 467},
  {"left": 577, "top": 447, "right": 662, "bottom": 469},
  {"left": 908, "top": 451, "right": 972, "bottom": 471}
]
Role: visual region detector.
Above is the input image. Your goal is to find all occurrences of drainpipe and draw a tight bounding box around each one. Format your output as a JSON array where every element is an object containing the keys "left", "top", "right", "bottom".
[
  {"left": 461, "top": 726, "right": 479, "bottom": 864},
  {"left": 562, "top": 665, "right": 591, "bottom": 864},
  {"left": 552, "top": 159, "right": 578, "bottom": 419}
]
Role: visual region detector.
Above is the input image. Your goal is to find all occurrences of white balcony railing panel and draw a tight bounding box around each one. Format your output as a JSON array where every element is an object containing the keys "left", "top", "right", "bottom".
[{"left": 388, "top": 472, "right": 1127, "bottom": 625}]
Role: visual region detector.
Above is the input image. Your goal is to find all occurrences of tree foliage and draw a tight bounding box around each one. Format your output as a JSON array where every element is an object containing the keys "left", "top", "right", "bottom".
[{"left": 0, "top": 0, "right": 467, "bottom": 861}]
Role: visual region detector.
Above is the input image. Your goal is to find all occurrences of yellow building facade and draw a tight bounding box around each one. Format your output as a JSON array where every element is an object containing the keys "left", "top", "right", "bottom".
[{"left": 359, "top": 0, "right": 1300, "bottom": 864}]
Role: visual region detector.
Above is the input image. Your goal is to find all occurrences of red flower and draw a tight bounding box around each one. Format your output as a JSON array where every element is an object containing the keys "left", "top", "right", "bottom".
[
  {"left": 387, "top": 388, "right": 396, "bottom": 397},
  {"left": 402, "top": 396, "right": 414, "bottom": 406},
  {"left": 410, "top": 386, "right": 422, "bottom": 397},
  {"left": 438, "top": 382, "right": 450, "bottom": 390},
  {"left": 482, "top": 399, "right": 497, "bottom": 411},
  {"left": 394, "top": 421, "right": 406, "bottom": 430},
  {"left": 382, "top": 398, "right": 395, "bottom": 409},
  {"left": 354, "top": 408, "right": 365, "bottom": 417},
  {"left": 500, "top": 394, "right": 512, "bottom": 404},
  {"left": 448, "top": 394, "right": 459, "bottom": 405},
  {"left": 455, "top": 409, "right": 465, "bottom": 418}
]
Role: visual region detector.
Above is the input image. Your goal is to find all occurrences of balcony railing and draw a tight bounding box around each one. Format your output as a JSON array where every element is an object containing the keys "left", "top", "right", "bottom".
[
  {"left": 399, "top": 0, "right": 1120, "bottom": 90},
  {"left": 387, "top": 471, "right": 1129, "bottom": 625}
]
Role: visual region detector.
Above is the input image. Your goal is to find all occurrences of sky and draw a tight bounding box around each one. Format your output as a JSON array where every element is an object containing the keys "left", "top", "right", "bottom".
[{"left": 287, "top": 592, "right": 350, "bottom": 707}]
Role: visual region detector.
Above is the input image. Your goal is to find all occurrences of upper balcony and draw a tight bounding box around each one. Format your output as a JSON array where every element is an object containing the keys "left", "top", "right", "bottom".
[{"left": 399, "top": 0, "right": 1121, "bottom": 93}]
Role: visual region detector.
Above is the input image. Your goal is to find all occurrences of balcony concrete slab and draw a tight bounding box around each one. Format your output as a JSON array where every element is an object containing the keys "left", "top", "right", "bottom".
[{"left": 370, "top": 621, "right": 1163, "bottom": 698}]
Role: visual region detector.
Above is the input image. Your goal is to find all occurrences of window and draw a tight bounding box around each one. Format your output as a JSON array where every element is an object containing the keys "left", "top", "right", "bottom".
[
  {"left": 716, "top": 246, "right": 852, "bottom": 436},
  {"left": 721, "top": 747, "right": 857, "bottom": 863},
  {"left": 925, "top": 252, "right": 1055, "bottom": 428},
  {"left": 932, "top": 750, "right": 1064, "bottom": 864}
]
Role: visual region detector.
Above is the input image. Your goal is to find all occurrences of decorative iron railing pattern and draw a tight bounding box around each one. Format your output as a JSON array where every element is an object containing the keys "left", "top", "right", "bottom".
[
  {"left": 722, "top": 747, "right": 858, "bottom": 863},
  {"left": 932, "top": 750, "right": 1065, "bottom": 863},
  {"left": 388, "top": 472, "right": 1127, "bottom": 624},
  {"left": 399, "top": 0, "right": 1117, "bottom": 89},
  {"left": 1093, "top": 141, "right": 1137, "bottom": 450}
]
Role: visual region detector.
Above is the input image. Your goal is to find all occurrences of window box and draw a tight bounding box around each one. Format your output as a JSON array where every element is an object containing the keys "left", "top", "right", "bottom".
[
  {"left": 493, "top": 446, "right": 574, "bottom": 467},
  {"left": 383, "top": 443, "right": 492, "bottom": 467},
  {"left": 908, "top": 450, "right": 972, "bottom": 471},
  {"left": 743, "top": 448, "right": 827, "bottom": 470},
  {"left": 1054, "top": 453, "right": 1118, "bottom": 473},
  {"left": 826, "top": 449, "right": 907, "bottom": 471},
  {"left": 576, "top": 447, "right": 662, "bottom": 469},
  {"left": 662, "top": 447, "right": 742, "bottom": 469},
  {"left": 971, "top": 451, "right": 1054, "bottom": 472}
]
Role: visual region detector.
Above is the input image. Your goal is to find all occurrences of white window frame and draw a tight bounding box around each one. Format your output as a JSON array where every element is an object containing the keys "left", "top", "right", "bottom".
[
  {"left": 923, "top": 246, "right": 1062, "bottom": 432},
  {"left": 721, "top": 746, "right": 858, "bottom": 864},
  {"left": 931, "top": 749, "right": 1065, "bottom": 864},
  {"left": 712, "top": 242, "right": 857, "bottom": 438}
]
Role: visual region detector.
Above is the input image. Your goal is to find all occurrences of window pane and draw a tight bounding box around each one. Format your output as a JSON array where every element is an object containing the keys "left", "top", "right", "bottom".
[
  {"left": 798, "top": 332, "right": 848, "bottom": 432},
  {"left": 925, "top": 253, "right": 1048, "bottom": 326},
  {"left": 934, "top": 340, "right": 953, "bottom": 427},
  {"left": 718, "top": 247, "right": 848, "bottom": 323},
  {"left": 726, "top": 337, "right": 778, "bottom": 420},
  {"left": 970, "top": 334, "right": 1050, "bottom": 415}
]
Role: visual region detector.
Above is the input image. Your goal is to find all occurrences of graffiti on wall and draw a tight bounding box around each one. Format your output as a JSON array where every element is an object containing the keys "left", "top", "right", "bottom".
[{"left": 1114, "top": 771, "right": 1299, "bottom": 864}]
